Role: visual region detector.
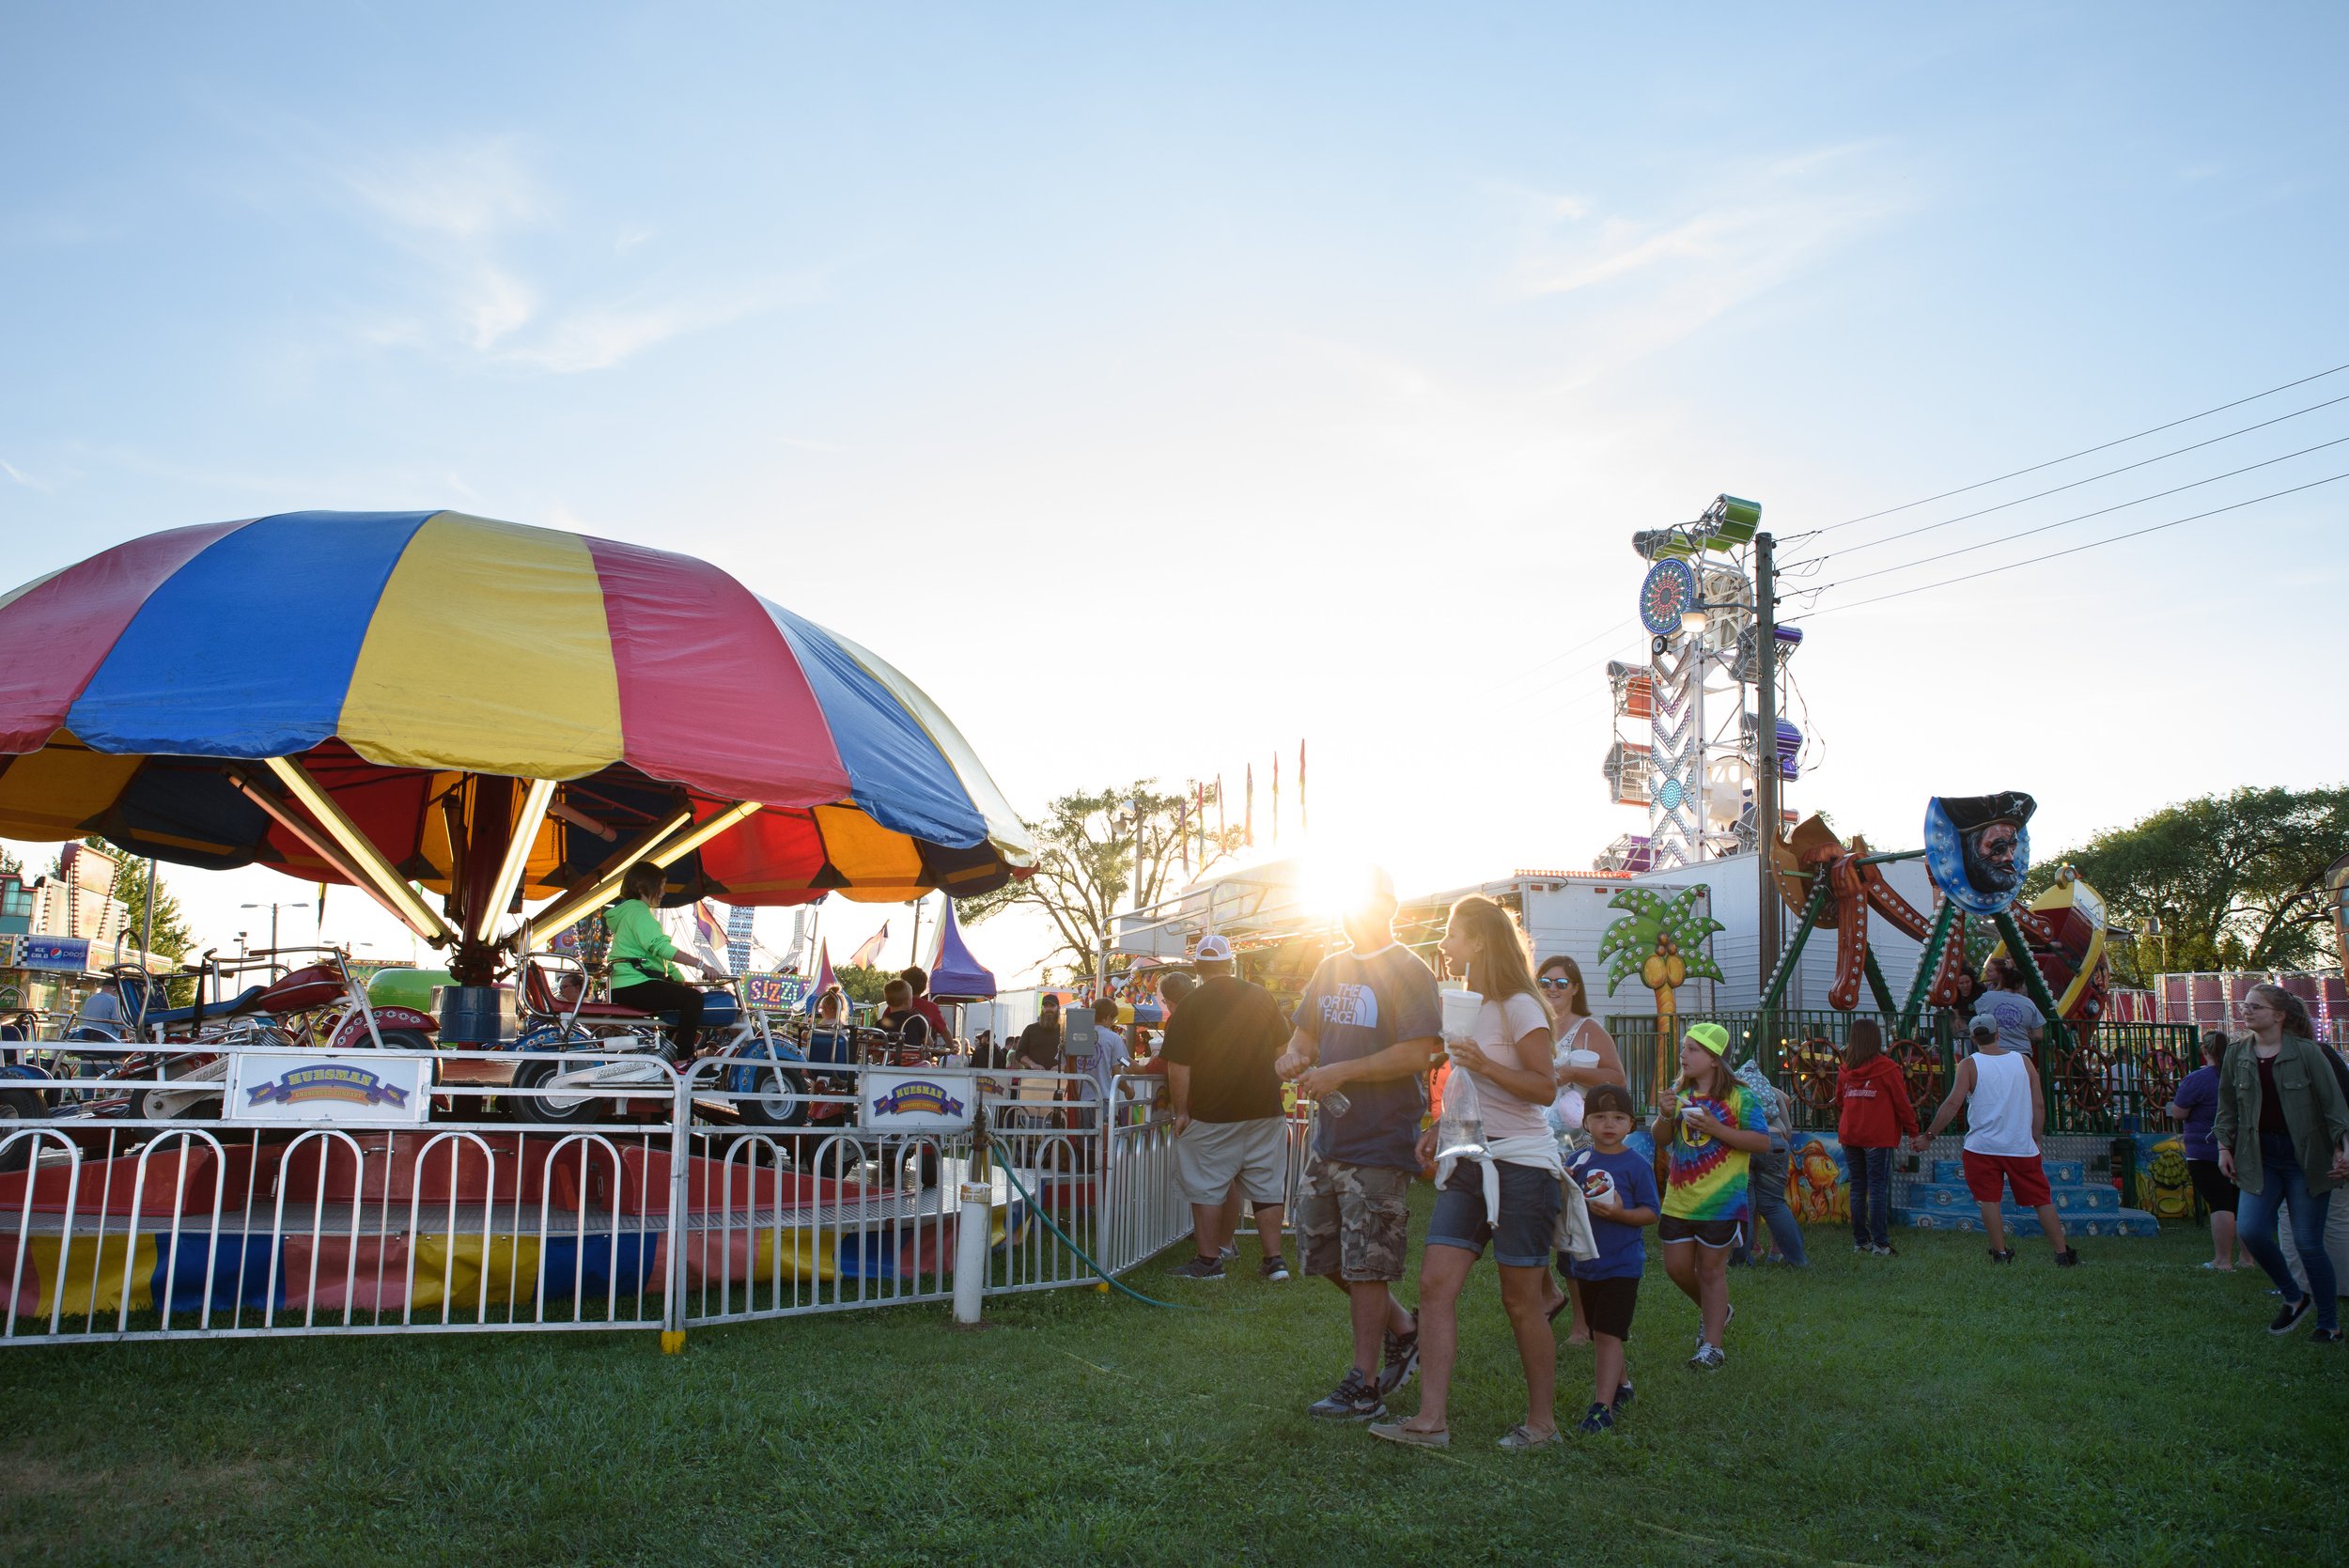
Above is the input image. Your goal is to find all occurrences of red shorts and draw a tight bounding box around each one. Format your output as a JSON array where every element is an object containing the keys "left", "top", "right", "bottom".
[{"left": 1961, "top": 1150, "right": 2052, "bottom": 1207}]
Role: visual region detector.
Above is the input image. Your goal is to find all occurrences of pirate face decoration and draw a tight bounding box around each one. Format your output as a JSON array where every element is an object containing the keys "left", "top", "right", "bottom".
[{"left": 1924, "top": 791, "right": 2036, "bottom": 917}]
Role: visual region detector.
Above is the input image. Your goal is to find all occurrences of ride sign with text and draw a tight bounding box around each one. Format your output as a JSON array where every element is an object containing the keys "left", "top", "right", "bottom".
[
  {"left": 859, "top": 1067, "right": 978, "bottom": 1133},
  {"left": 226, "top": 1053, "right": 434, "bottom": 1126}
]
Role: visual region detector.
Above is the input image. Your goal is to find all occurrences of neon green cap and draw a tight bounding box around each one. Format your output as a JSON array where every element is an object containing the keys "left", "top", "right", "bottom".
[{"left": 1684, "top": 1021, "right": 1730, "bottom": 1057}]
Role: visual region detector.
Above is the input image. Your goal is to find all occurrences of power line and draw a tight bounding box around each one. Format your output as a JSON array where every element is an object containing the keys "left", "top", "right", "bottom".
[
  {"left": 1790, "top": 391, "right": 2349, "bottom": 566},
  {"left": 1810, "top": 433, "right": 2349, "bottom": 592},
  {"left": 1794, "top": 361, "right": 2349, "bottom": 540},
  {"left": 1497, "top": 615, "right": 1639, "bottom": 690},
  {"left": 1782, "top": 472, "right": 2349, "bottom": 622}
]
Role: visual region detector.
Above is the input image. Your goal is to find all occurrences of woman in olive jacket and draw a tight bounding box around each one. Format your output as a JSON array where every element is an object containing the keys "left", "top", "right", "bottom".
[{"left": 2212, "top": 984, "right": 2349, "bottom": 1340}]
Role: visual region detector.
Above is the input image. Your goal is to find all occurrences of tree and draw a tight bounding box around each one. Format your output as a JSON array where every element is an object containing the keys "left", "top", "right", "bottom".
[
  {"left": 78, "top": 838, "right": 195, "bottom": 966},
  {"left": 960, "top": 782, "right": 1245, "bottom": 980},
  {"left": 2029, "top": 786, "right": 2349, "bottom": 980},
  {"left": 833, "top": 964, "right": 894, "bottom": 1008},
  {"left": 109, "top": 860, "right": 196, "bottom": 968}
]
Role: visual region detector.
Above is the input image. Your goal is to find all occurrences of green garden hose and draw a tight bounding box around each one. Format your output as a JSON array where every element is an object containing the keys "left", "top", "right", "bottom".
[{"left": 985, "top": 1142, "right": 1195, "bottom": 1312}]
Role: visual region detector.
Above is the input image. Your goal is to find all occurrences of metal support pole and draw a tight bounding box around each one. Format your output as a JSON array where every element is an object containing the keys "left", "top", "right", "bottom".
[
  {"left": 661, "top": 1067, "right": 692, "bottom": 1353},
  {"left": 953, "top": 1179, "right": 991, "bottom": 1324},
  {"left": 1753, "top": 531, "right": 1782, "bottom": 980},
  {"left": 955, "top": 1095, "right": 992, "bottom": 1325}
]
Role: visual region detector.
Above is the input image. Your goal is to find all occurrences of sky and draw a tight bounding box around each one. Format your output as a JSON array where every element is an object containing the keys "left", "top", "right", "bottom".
[{"left": 4, "top": 4, "right": 2345, "bottom": 982}]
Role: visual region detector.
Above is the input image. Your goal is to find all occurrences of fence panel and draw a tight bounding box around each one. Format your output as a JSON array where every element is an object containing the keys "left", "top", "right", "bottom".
[
  {"left": 1605, "top": 1011, "right": 2201, "bottom": 1138},
  {"left": 3, "top": 1044, "right": 1203, "bottom": 1349},
  {"left": 0, "top": 1045, "right": 743, "bottom": 1346}
]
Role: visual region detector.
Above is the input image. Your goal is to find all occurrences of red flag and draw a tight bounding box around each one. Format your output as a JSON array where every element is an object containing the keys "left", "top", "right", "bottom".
[{"left": 848, "top": 922, "right": 891, "bottom": 968}]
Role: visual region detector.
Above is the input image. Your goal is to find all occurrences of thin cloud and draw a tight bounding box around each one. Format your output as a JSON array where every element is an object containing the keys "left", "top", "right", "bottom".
[
  {"left": 341, "top": 137, "right": 551, "bottom": 242},
  {"left": 331, "top": 135, "right": 791, "bottom": 373},
  {"left": 1, "top": 458, "right": 52, "bottom": 491},
  {"left": 1509, "top": 144, "right": 1912, "bottom": 388}
]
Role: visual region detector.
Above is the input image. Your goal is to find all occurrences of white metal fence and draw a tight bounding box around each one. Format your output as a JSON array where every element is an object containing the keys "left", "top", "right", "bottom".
[{"left": 0, "top": 1046, "right": 1204, "bottom": 1348}]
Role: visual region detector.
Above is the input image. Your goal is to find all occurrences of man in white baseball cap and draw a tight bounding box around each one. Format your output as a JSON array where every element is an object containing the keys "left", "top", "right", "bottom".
[{"left": 1165, "top": 932, "right": 1294, "bottom": 1281}]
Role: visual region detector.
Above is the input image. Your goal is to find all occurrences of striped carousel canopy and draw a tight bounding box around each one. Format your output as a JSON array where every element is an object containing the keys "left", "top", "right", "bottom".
[{"left": 0, "top": 511, "right": 1033, "bottom": 910}]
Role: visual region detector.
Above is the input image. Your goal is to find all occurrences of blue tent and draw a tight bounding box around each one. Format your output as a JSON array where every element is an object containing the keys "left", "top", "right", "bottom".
[{"left": 926, "top": 899, "right": 996, "bottom": 1000}]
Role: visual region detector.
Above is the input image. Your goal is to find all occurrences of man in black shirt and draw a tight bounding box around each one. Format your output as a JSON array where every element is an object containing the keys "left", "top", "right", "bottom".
[
  {"left": 1017, "top": 996, "right": 1063, "bottom": 1068},
  {"left": 1165, "top": 935, "right": 1293, "bottom": 1281}
]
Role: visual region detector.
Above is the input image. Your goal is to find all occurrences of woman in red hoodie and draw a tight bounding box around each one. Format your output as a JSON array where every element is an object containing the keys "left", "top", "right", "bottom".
[{"left": 1838, "top": 1020, "right": 1919, "bottom": 1256}]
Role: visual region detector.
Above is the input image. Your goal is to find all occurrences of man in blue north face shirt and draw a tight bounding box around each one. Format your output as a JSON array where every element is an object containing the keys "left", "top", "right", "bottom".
[{"left": 1277, "top": 864, "right": 1442, "bottom": 1421}]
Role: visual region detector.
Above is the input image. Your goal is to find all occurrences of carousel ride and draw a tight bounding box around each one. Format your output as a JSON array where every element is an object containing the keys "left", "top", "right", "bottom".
[{"left": 0, "top": 510, "right": 1034, "bottom": 1091}]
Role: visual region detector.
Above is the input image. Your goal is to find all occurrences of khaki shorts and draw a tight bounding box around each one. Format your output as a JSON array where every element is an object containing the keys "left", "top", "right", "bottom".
[
  {"left": 1175, "top": 1116, "right": 1291, "bottom": 1206},
  {"left": 1297, "top": 1152, "right": 1411, "bottom": 1282}
]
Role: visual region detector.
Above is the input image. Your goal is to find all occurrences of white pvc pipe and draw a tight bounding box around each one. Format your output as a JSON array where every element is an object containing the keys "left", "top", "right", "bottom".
[{"left": 953, "top": 1180, "right": 990, "bottom": 1325}]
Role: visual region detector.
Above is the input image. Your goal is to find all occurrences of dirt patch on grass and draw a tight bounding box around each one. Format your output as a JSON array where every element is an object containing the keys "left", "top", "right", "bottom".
[{"left": 0, "top": 1452, "right": 282, "bottom": 1509}]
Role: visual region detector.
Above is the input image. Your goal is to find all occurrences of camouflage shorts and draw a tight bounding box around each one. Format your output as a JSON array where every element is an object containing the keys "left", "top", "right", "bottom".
[{"left": 1297, "top": 1153, "right": 1411, "bottom": 1282}]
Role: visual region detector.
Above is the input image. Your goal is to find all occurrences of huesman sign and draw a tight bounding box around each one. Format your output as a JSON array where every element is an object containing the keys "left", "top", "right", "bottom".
[
  {"left": 858, "top": 1068, "right": 978, "bottom": 1133},
  {"left": 226, "top": 1054, "right": 434, "bottom": 1126}
]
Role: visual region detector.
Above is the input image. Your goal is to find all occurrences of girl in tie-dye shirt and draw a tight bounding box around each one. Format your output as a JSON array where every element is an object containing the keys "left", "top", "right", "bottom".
[{"left": 1652, "top": 1023, "right": 1771, "bottom": 1371}]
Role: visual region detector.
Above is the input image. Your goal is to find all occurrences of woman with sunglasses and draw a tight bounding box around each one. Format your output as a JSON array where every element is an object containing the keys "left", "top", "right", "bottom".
[
  {"left": 1533, "top": 955, "right": 1626, "bottom": 1343},
  {"left": 2213, "top": 984, "right": 2349, "bottom": 1341}
]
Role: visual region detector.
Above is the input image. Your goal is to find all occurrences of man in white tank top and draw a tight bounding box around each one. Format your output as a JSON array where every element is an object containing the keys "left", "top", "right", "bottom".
[{"left": 1911, "top": 1016, "right": 2081, "bottom": 1266}]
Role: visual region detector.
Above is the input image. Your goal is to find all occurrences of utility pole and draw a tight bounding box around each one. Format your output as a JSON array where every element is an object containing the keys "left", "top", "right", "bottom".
[{"left": 1753, "top": 531, "right": 1783, "bottom": 985}]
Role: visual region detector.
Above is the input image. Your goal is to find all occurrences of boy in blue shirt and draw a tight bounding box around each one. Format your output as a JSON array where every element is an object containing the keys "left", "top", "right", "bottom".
[{"left": 1563, "top": 1083, "right": 1659, "bottom": 1435}]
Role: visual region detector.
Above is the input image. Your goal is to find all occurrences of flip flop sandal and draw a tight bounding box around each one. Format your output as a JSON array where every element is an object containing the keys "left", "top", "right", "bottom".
[
  {"left": 1498, "top": 1424, "right": 1563, "bottom": 1450},
  {"left": 1367, "top": 1421, "right": 1450, "bottom": 1449}
]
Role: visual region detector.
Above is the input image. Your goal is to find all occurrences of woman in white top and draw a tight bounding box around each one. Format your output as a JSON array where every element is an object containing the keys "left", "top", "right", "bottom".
[
  {"left": 1369, "top": 895, "right": 1562, "bottom": 1451},
  {"left": 1535, "top": 954, "right": 1626, "bottom": 1342}
]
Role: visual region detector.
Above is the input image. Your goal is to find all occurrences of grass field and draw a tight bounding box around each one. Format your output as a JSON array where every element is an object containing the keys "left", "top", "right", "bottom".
[{"left": 2, "top": 1201, "right": 2341, "bottom": 1567}]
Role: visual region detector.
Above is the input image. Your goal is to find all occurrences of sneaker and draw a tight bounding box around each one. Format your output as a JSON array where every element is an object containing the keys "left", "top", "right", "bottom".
[
  {"left": 1574, "top": 1402, "right": 1616, "bottom": 1436},
  {"left": 1871, "top": 1244, "right": 1898, "bottom": 1258},
  {"left": 1219, "top": 1242, "right": 1238, "bottom": 1261},
  {"left": 2269, "top": 1295, "right": 2313, "bottom": 1335},
  {"left": 1853, "top": 1242, "right": 1873, "bottom": 1254},
  {"left": 1498, "top": 1422, "right": 1563, "bottom": 1450},
  {"left": 2313, "top": 1327, "right": 2343, "bottom": 1345},
  {"left": 1377, "top": 1325, "right": 1420, "bottom": 1396},
  {"left": 1987, "top": 1248, "right": 2015, "bottom": 1264},
  {"left": 1367, "top": 1419, "right": 1448, "bottom": 1448},
  {"left": 1688, "top": 1343, "right": 1726, "bottom": 1372},
  {"left": 1258, "top": 1252, "right": 1290, "bottom": 1282},
  {"left": 2054, "top": 1248, "right": 2081, "bottom": 1268},
  {"left": 1690, "top": 1303, "right": 1735, "bottom": 1352},
  {"left": 1308, "top": 1369, "right": 1387, "bottom": 1421},
  {"left": 1612, "top": 1381, "right": 1635, "bottom": 1411},
  {"left": 1169, "top": 1254, "right": 1225, "bottom": 1281}
]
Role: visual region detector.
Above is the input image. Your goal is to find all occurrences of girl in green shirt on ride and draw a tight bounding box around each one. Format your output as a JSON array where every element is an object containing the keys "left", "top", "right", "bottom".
[{"left": 605, "top": 861, "right": 728, "bottom": 1061}]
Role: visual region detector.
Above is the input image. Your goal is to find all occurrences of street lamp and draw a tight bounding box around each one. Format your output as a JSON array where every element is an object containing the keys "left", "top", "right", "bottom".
[{"left": 241, "top": 900, "right": 310, "bottom": 956}]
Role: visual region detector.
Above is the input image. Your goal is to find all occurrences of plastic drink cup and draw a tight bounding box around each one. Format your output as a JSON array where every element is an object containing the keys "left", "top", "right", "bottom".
[
  {"left": 1319, "top": 1089, "right": 1350, "bottom": 1118},
  {"left": 1563, "top": 1048, "right": 1601, "bottom": 1070},
  {"left": 1439, "top": 988, "right": 1483, "bottom": 1041}
]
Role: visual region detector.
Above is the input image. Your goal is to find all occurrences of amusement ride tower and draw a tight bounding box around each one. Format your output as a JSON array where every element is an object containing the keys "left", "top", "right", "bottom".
[{"left": 1598, "top": 494, "right": 1803, "bottom": 874}]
